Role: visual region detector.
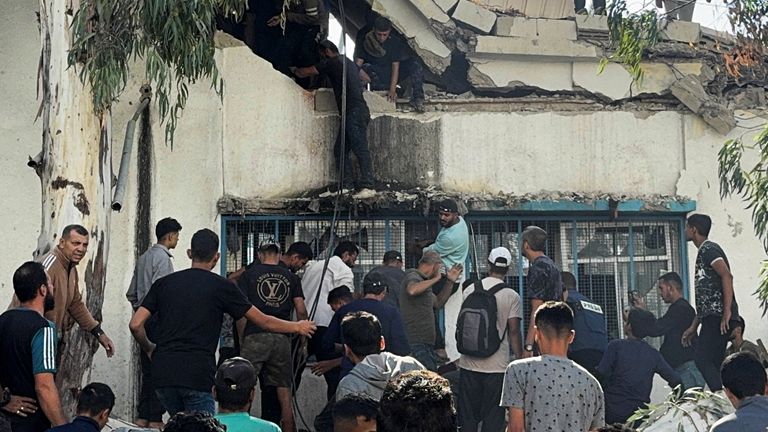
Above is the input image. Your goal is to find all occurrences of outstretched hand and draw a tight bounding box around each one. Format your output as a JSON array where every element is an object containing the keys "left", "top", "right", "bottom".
[
  {"left": 98, "top": 333, "right": 115, "bottom": 358},
  {"left": 296, "top": 320, "right": 317, "bottom": 337}
]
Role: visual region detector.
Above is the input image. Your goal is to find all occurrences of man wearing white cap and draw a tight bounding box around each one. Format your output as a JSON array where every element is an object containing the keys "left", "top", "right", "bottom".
[{"left": 456, "top": 247, "right": 522, "bottom": 432}]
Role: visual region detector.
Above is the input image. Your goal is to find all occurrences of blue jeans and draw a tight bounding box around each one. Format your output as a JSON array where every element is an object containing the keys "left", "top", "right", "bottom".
[
  {"left": 410, "top": 343, "right": 437, "bottom": 371},
  {"left": 155, "top": 387, "right": 215, "bottom": 416},
  {"left": 675, "top": 360, "right": 705, "bottom": 391}
]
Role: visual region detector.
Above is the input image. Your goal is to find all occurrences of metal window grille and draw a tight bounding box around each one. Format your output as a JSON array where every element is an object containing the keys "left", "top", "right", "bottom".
[{"left": 222, "top": 214, "right": 687, "bottom": 344}]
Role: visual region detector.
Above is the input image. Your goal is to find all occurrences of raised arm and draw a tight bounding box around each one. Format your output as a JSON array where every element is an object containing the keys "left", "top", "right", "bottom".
[{"left": 243, "top": 306, "right": 316, "bottom": 336}]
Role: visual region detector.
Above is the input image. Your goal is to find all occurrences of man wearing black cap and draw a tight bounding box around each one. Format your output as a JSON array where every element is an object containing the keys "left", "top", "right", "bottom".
[
  {"left": 320, "top": 272, "right": 411, "bottom": 380},
  {"left": 418, "top": 199, "right": 469, "bottom": 360},
  {"left": 365, "top": 250, "right": 405, "bottom": 309},
  {"left": 213, "top": 357, "right": 280, "bottom": 432},
  {"left": 126, "top": 217, "right": 181, "bottom": 429},
  {"left": 237, "top": 240, "right": 307, "bottom": 432}
]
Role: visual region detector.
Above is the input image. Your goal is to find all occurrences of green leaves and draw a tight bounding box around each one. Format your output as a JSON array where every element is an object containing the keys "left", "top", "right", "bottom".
[
  {"left": 602, "top": 0, "right": 660, "bottom": 83},
  {"left": 69, "top": 0, "right": 246, "bottom": 146}
]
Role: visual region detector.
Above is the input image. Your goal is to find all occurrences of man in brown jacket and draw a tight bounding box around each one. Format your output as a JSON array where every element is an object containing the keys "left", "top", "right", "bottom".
[{"left": 13, "top": 225, "right": 115, "bottom": 359}]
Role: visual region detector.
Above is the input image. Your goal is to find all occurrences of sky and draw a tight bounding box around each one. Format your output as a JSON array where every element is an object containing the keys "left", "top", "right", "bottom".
[{"left": 326, "top": 0, "right": 733, "bottom": 58}]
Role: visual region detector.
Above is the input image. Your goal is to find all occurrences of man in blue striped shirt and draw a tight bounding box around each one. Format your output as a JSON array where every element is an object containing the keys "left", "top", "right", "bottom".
[{"left": 0, "top": 262, "right": 66, "bottom": 432}]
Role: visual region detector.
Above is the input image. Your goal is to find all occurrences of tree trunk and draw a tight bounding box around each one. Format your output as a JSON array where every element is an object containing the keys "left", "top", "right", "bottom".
[{"left": 35, "top": 0, "right": 112, "bottom": 415}]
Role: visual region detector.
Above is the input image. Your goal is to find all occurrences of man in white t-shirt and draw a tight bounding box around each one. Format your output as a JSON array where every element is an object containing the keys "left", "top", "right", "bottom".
[{"left": 457, "top": 247, "right": 522, "bottom": 432}]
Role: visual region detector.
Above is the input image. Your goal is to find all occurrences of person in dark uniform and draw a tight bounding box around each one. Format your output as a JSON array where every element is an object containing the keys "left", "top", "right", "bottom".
[{"left": 562, "top": 271, "right": 608, "bottom": 377}]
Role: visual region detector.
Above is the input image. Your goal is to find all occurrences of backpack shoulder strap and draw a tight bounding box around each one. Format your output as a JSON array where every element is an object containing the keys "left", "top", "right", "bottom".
[{"left": 487, "top": 282, "right": 509, "bottom": 296}]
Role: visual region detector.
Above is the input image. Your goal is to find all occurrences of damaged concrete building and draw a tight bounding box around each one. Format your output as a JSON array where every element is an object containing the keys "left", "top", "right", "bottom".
[{"left": 2, "top": 0, "right": 767, "bottom": 422}]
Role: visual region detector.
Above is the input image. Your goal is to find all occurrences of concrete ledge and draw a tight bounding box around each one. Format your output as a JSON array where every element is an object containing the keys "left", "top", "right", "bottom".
[
  {"left": 468, "top": 59, "right": 574, "bottom": 91},
  {"left": 495, "top": 17, "right": 577, "bottom": 40},
  {"left": 452, "top": 0, "right": 498, "bottom": 34},
  {"left": 475, "top": 0, "right": 575, "bottom": 18},
  {"left": 575, "top": 15, "right": 609, "bottom": 33},
  {"left": 573, "top": 62, "right": 632, "bottom": 100},
  {"left": 662, "top": 20, "right": 701, "bottom": 44},
  {"left": 474, "top": 35, "right": 600, "bottom": 59}
]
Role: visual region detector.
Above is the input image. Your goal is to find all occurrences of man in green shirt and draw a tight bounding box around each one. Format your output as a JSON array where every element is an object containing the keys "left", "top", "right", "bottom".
[{"left": 214, "top": 357, "right": 281, "bottom": 432}]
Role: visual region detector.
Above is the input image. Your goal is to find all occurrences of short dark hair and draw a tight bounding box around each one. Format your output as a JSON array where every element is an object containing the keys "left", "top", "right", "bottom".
[
  {"left": 561, "top": 271, "right": 576, "bottom": 290},
  {"left": 721, "top": 352, "right": 767, "bottom": 399},
  {"left": 215, "top": 384, "right": 251, "bottom": 411},
  {"left": 164, "top": 412, "right": 226, "bottom": 432},
  {"left": 379, "top": 370, "right": 456, "bottom": 432},
  {"left": 319, "top": 39, "right": 340, "bottom": 54},
  {"left": 13, "top": 262, "right": 47, "bottom": 303},
  {"left": 731, "top": 315, "right": 745, "bottom": 333},
  {"left": 658, "top": 272, "right": 683, "bottom": 291},
  {"left": 62, "top": 224, "right": 88, "bottom": 238},
  {"left": 334, "top": 241, "right": 360, "bottom": 258},
  {"left": 328, "top": 286, "right": 353, "bottom": 305},
  {"left": 362, "top": 273, "right": 387, "bottom": 295},
  {"left": 286, "top": 241, "right": 313, "bottom": 260},
  {"left": 333, "top": 393, "right": 379, "bottom": 424},
  {"left": 534, "top": 301, "right": 574, "bottom": 339},
  {"left": 155, "top": 217, "right": 182, "bottom": 241},
  {"left": 522, "top": 226, "right": 547, "bottom": 252},
  {"left": 687, "top": 214, "right": 712, "bottom": 237},
  {"left": 488, "top": 264, "right": 509, "bottom": 276},
  {"left": 374, "top": 16, "right": 392, "bottom": 32},
  {"left": 190, "top": 229, "right": 219, "bottom": 261},
  {"left": 341, "top": 311, "right": 382, "bottom": 358},
  {"left": 626, "top": 308, "right": 655, "bottom": 339},
  {"left": 76, "top": 383, "right": 115, "bottom": 415}
]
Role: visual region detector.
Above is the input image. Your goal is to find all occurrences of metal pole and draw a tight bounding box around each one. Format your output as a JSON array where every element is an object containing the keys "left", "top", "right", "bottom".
[{"left": 112, "top": 86, "right": 151, "bottom": 211}]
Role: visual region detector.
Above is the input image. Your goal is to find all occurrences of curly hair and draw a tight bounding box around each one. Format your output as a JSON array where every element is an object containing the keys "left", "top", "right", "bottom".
[
  {"left": 164, "top": 412, "right": 226, "bottom": 432},
  {"left": 378, "top": 370, "right": 456, "bottom": 432}
]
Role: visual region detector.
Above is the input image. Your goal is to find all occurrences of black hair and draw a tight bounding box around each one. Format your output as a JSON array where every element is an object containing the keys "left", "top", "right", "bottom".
[
  {"left": 286, "top": 241, "right": 313, "bottom": 260},
  {"left": 731, "top": 316, "right": 745, "bottom": 333},
  {"left": 362, "top": 274, "right": 387, "bottom": 296},
  {"left": 334, "top": 241, "right": 360, "bottom": 258},
  {"left": 215, "top": 384, "right": 252, "bottom": 411},
  {"left": 341, "top": 311, "right": 382, "bottom": 358},
  {"left": 561, "top": 271, "right": 577, "bottom": 290},
  {"left": 76, "top": 383, "right": 115, "bottom": 415},
  {"left": 155, "top": 217, "right": 182, "bottom": 241},
  {"left": 13, "top": 262, "right": 47, "bottom": 303},
  {"left": 534, "top": 301, "right": 574, "bottom": 339},
  {"left": 687, "top": 214, "right": 712, "bottom": 237},
  {"left": 374, "top": 16, "right": 392, "bottom": 32},
  {"left": 319, "top": 40, "right": 340, "bottom": 54},
  {"left": 328, "top": 286, "right": 353, "bottom": 305},
  {"left": 190, "top": 229, "right": 219, "bottom": 261},
  {"left": 721, "top": 352, "right": 767, "bottom": 399},
  {"left": 333, "top": 393, "right": 379, "bottom": 423},
  {"left": 626, "top": 308, "right": 655, "bottom": 339},
  {"left": 62, "top": 224, "right": 88, "bottom": 238},
  {"left": 379, "top": 370, "right": 456, "bottom": 432},
  {"left": 164, "top": 412, "right": 226, "bottom": 432},
  {"left": 522, "top": 226, "right": 547, "bottom": 252},
  {"left": 658, "top": 272, "right": 683, "bottom": 291},
  {"left": 488, "top": 264, "right": 509, "bottom": 276}
]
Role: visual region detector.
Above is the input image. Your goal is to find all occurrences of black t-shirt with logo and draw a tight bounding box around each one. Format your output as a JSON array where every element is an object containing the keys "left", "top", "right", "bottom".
[
  {"left": 239, "top": 263, "right": 304, "bottom": 337},
  {"left": 694, "top": 240, "right": 738, "bottom": 318},
  {"left": 141, "top": 268, "right": 252, "bottom": 391}
]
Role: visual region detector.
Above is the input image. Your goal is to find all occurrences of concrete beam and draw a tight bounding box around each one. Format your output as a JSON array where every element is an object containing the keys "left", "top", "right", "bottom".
[
  {"left": 473, "top": 35, "right": 600, "bottom": 60},
  {"left": 475, "top": 0, "right": 575, "bottom": 18},
  {"left": 495, "top": 16, "right": 577, "bottom": 40},
  {"left": 631, "top": 62, "right": 704, "bottom": 95},
  {"left": 434, "top": 0, "right": 459, "bottom": 13},
  {"left": 575, "top": 15, "right": 609, "bottom": 33},
  {"left": 662, "top": 20, "right": 701, "bottom": 44},
  {"left": 452, "top": 0, "right": 497, "bottom": 34},
  {"left": 573, "top": 62, "right": 633, "bottom": 100},
  {"left": 671, "top": 75, "right": 735, "bottom": 135},
  {"left": 468, "top": 59, "right": 574, "bottom": 91}
]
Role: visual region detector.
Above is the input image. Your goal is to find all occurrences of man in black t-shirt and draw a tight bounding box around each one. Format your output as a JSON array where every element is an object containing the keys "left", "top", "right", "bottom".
[
  {"left": 238, "top": 241, "right": 307, "bottom": 432},
  {"left": 354, "top": 17, "right": 425, "bottom": 112},
  {"left": 129, "top": 229, "right": 316, "bottom": 417},
  {"left": 292, "top": 40, "right": 374, "bottom": 191},
  {"left": 521, "top": 226, "right": 563, "bottom": 358},
  {"left": 633, "top": 272, "right": 704, "bottom": 390},
  {"left": 682, "top": 214, "right": 739, "bottom": 391},
  {"left": 0, "top": 262, "right": 66, "bottom": 432}
]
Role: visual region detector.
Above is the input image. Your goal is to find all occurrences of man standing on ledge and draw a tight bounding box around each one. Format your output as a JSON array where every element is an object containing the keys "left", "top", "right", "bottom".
[{"left": 682, "top": 213, "right": 738, "bottom": 391}]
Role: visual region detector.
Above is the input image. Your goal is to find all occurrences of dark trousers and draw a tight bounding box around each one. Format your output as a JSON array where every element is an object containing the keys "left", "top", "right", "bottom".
[
  {"left": 334, "top": 107, "right": 373, "bottom": 188},
  {"left": 273, "top": 25, "right": 321, "bottom": 77},
  {"left": 364, "top": 58, "right": 425, "bottom": 102},
  {"left": 569, "top": 349, "right": 604, "bottom": 378},
  {"left": 575, "top": 0, "right": 606, "bottom": 11},
  {"left": 308, "top": 326, "right": 341, "bottom": 400},
  {"left": 138, "top": 317, "right": 165, "bottom": 422},
  {"left": 695, "top": 315, "right": 729, "bottom": 391},
  {"left": 458, "top": 369, "right": 506, "bottom": 432}
]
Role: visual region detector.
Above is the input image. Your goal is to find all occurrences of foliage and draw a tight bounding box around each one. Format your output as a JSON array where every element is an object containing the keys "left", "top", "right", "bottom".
[
  {"left": 628, "top": 386, "right": 731, "bottom": 431},
  {"left": 600, "top": 0, "right": 661, "bottom": 83},
  {"left": 719, "top": 125, "right": 768, "bottom": 316},
  {"left": 68, "top": 0, "right": 247, "bottom": 146},
  {"left": 724, "top": 0, "right": 767, "bottom": 77}
]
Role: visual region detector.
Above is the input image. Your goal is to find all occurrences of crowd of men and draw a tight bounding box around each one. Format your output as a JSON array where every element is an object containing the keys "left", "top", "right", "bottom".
[{"left": 0, "top": 204, "right": 767, "bottom": 432}]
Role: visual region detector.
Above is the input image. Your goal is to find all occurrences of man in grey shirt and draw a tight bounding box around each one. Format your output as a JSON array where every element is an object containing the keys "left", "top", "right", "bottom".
[
  {"left": 501, "top": 301, "right": 604, "bottom": 432},
  {"left": 126, "top": 217, "right": 181, "bottom": 428},
  {"left": 711, "top": 352, "right": 768, "bottom": 432},
  {"left": 365, "top": 250, "right": 405, "bottom": 308}
]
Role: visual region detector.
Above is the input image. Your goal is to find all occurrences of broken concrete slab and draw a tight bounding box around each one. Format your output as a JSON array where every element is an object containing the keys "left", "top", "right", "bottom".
[
  {"left": 434, "top": 0, "right": 459, "bottom": 14},
  {"left": 474, "top": 35, "right": 599, "bottom": 59},
  {"left": 495, "top": 17, "right": 577, "bottom": 40},
  {"left": 314, "top": 88, "right": 337, "bottom": 112},
  {"left": 573, "top": 62, "right": 632, "bottom": 100},
  {"left": 452, "top": 0, "right": 498, "bottom": 34},
  {"left": 468, "top": 59, "right": 574, "bottom": 91},
  {"left": 371, "top": 0, "right": 453, "bottom": 74},
  {"left": 575, "top": 15, "right": 609, "bottom": 33},
  {"left": 631, "top": 62, "right": 704, "bottom": 95},
  {"left": 671, "top": 75, "right": 735, "bottom": 134},
  {"left": 364, "top": 91, "right": 397, "bottom": 113},
  {"left": 478, "top": 0, "right": 575, "bottom": 18},
  {"left": 662, "top": 20, "right": 701, "bottom": 44}
]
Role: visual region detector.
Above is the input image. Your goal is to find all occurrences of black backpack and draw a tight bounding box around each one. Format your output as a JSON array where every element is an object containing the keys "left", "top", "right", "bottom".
[{"left": 456, "top": 280, "right": 509, "bottom": 358}]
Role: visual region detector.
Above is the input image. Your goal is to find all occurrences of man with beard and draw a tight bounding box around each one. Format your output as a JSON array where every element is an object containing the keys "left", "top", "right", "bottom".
[
  {"left": 12, "top": 225, "right": 115, "bottom": 360},
  {"left": 0, "top": 262, "right": 67, "bottom": 432}
]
